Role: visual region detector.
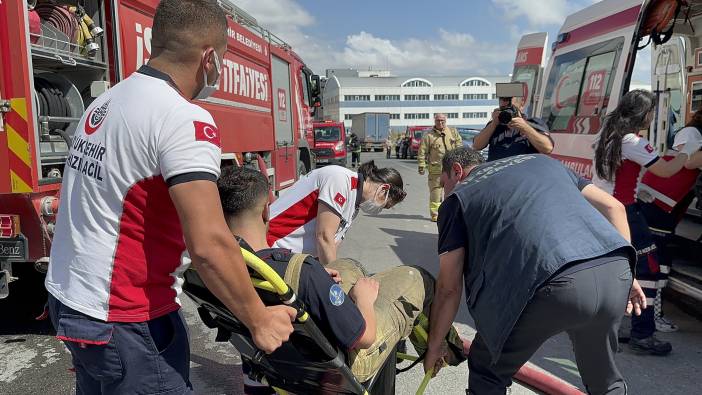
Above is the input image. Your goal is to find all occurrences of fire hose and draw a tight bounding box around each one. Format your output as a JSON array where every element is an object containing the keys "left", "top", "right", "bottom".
[
  {"left": 33, "top": 2, "right": 103, "bottom": 57},
  {"left": 34, "top": 75, "right": 74, "bottom": 146}
]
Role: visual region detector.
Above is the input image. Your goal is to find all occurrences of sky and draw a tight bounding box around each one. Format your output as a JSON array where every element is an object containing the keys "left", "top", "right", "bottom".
[{"left": 234, "top": 0, "right": 650, "bottom": 82}]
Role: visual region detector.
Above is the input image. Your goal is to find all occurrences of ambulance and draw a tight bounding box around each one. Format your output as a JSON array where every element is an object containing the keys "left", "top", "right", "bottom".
[{"left": 513, "top": 0, "right": 701, "bottom": 304}]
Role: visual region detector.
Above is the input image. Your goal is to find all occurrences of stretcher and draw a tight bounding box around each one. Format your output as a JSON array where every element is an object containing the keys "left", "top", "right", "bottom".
[{"left": 182, "top": 247, "right": 436, "bottom": 395}]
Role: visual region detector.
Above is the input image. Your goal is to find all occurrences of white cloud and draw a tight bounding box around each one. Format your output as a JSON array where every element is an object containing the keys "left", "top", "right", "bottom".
[
  {"left": 233, "top": 0, "right": 522, "bottom": 76},
  {"left": 332, "top": 30, "right": 517, "bottom": 76},
  {"left": 491, "top": 0, "right": 596, "bottom": 27}
]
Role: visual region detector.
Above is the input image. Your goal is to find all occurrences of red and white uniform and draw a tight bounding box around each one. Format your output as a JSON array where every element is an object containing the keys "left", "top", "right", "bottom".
[
  {"left": 640, "top": 127, "right": 702, "bottom": 212},
  {"left": 592, "top": 133, "right": 659, "bottom": 205},
  {"left": 267, "top": 166, "right": 360, "bottom": 254},
  {"left": 46, "top": 69, "right": 221, "bottom": 322}
]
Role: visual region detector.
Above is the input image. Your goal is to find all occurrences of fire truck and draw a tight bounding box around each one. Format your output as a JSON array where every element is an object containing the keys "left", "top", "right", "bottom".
[
  {"left": 512, "top": 0, "right": 702, "bottom": 305},
  {"left": 0, "top": 0, "right": 321, "bottom": 299}
]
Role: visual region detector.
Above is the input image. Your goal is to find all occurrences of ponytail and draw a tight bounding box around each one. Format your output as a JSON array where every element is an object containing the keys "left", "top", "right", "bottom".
[{"left": 594, "top": 90, "right": 656, "bottom": 181}]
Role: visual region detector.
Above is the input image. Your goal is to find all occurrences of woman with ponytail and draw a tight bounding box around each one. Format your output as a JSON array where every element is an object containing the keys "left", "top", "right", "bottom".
[
  {"left": 266, "top": 162, "right": 406, "bottom": 265},
  {"left": 592, "top": 89, "right": 701, "bottom": 356}
]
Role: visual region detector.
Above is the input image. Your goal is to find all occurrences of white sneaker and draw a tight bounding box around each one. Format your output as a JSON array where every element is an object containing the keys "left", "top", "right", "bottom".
[{"left": 655, "top": 315, "right": 679, "bottom": 332}]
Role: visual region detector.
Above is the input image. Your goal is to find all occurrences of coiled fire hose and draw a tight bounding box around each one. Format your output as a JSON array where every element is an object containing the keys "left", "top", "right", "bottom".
[{"left": 33, "top": 2, "right": 103, "bottom": 57}]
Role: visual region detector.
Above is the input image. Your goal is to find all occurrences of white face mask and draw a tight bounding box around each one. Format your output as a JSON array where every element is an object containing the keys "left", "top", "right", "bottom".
[
  {"left": 193, "top": 50, "right": 221, "bottom": 100},
  {"left": 360, "top": 185, "right": 389, "bottom": 215}
]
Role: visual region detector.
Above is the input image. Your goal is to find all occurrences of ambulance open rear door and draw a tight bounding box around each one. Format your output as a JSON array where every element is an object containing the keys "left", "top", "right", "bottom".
[{"left": 511, "top": 32, "right": 548, "bottom": 117}]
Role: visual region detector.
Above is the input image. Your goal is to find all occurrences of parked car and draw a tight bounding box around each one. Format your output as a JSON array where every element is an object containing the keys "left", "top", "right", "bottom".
[{"left": 457, "top": 128, "right": 488, "bottom": 159}]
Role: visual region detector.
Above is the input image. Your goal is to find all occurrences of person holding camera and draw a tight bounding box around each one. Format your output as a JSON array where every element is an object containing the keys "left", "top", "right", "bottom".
[{"left": 473, "top": 83, "right": 554, "bottom": 162}]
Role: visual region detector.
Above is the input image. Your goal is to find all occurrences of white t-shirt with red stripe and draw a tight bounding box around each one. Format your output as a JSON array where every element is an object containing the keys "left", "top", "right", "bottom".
[
  {"left": 592, "top": 133, "right": 659, "bottom": 205},
  {"left": 267, "top": 166, "right": 360, "bottom": 255},
  {"left": 46, "top": 69, "right": 221, "bottom": 322}
]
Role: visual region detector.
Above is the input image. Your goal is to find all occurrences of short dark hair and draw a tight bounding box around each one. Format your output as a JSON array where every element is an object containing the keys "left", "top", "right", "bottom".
[
  {"left": 152, "top": 0, "right": 228, "bottom": 59},
  {"left": 218, "top": 166, "right": 269, "bottom": 217},
  {"left": 357, "top": 161, "right": 407, "bottom": 205},
  {"left": 441, "top": 148, "right": 485, "bottom": 174}
]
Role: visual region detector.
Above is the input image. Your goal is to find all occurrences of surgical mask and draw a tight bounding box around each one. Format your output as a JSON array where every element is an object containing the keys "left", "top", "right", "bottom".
[
  {"left": 360, "top": 185, "right": 389, "bottom": 215},
  {"left": 193, "top": 50, "right": 221, "bottom": 100}
]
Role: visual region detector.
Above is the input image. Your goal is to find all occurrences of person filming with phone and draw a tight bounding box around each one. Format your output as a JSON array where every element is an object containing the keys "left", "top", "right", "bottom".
[{"left": 473, "top": 82, "right": 554, "bottom": 161}]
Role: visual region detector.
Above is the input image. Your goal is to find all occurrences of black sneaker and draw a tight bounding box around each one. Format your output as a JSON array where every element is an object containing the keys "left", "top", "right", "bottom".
[{"left": 629, "top": 335, "right": 672, "bottom": 356}]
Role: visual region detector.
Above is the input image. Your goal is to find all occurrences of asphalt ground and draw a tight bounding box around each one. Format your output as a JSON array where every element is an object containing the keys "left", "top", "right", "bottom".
[{"left": 1, "top": 151, "right": 700, "bottom": 394}]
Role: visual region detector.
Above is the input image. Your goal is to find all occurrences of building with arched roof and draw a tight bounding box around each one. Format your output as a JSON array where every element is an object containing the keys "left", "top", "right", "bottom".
[{"left": 320, "top": 69, "right": 510, "bottom": 132}]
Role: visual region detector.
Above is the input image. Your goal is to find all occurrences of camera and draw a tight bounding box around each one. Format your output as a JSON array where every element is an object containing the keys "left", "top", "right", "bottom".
[{"left": 495, "top": 82, "right": 525, "bottom": 125}]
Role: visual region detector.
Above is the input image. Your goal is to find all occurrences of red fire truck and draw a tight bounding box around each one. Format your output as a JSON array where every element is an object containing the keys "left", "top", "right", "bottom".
[{"left": 0, "top": 0, "right": 320, "bottom": 299}]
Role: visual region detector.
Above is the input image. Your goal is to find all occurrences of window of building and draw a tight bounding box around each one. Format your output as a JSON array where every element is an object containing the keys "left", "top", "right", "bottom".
[
  {"left": 436, "top": 112, "right": 459, "bottom": 119},
  {"left": 492, "top": 94, "right": 498, "bottom": 100},
  {"left": 344, "top": 114, "right": 354, "bottom": 120},
  {"left": 344, "top": 95, "right": 370, "bottom": 101},
  {"left": 402, "top": 79, "right": 432, "bottom": 87},
  {"left": 463, "top": 93, "right": 489, "bottom": 100},
  {"left": 404, "top": 94, "right": 430, "bottom": 101},
  {"left": 404, "top": 113, "right": 430, "bottom": 119},
  {"left": 375, "top": 94, "right": 400, "bottom": 101},
  {"left": 390, "top": 113, "right": 400, "bottom": 120},
  {"left": 462, "top": 112, "right": 488, "bottom": 119},
  {"left": 461, "top": 79, "right": 490, "bottom": 87},
  {"left": 434, "top": 94, "right": 459, "bottom": 100}
]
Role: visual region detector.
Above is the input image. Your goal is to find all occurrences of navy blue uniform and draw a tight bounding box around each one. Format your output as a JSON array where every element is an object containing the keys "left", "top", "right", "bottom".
[
  {"left": 437, "top": 154, "right": 634, "bottom": 394},
  {"left": 255, "top": 248, "right": 365, "bottom": 350},
  {"left": 485, "top": 117, "right": 551, "bottom": 161}
]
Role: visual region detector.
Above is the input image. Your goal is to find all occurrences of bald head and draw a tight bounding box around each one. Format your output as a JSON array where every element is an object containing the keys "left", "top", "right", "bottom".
[{"left": 152, "top": 0, "right": 228, "bottom": 63}]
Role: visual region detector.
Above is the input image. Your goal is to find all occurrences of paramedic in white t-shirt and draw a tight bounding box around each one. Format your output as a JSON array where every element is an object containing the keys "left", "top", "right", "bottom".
[
  {"left": 267, "top": 161, "right": 407, "bottom": 265},
  {"left": 44, "top": 2, "right": 294, "bottom": 393},
  {"left": 592, "top": 90, "right": 700, "bottom": 356}
]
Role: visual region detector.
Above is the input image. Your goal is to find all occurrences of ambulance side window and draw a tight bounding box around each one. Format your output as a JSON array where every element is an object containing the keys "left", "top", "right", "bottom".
[
  {"left": 541, "top": 38, "right": 624, "bottom": 134},
  {"left": 577, "top": 52, "right": 617, "bottom": 117}
]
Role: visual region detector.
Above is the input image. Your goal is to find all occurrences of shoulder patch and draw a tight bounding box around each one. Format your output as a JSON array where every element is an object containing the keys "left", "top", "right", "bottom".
[
  {"left": 194, "top": 121, "right": 221, "bottom": 147},
  {"left": 329, "top": 283, "right": 345, "bottom": 306},
  {"left": 645, "top": 144, "right": 654, "bottom": 153},
  {"left": 334, "top": 192, "right": 347, "bottom": 207}
]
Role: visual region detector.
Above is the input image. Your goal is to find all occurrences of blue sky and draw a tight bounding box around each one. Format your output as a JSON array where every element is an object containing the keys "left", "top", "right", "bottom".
[{"left": 235, "top": 0, "right": 650, "bottom": 81}]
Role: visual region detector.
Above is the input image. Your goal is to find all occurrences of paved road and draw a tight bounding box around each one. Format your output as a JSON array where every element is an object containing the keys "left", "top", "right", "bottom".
[{"left": 1, "top": 151, "right": 700, "bottom": 394}]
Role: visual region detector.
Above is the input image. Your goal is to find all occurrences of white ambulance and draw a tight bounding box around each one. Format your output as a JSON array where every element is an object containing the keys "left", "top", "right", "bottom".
[{"left": 513, "top": 0, "right": 701, "bottom": 303}]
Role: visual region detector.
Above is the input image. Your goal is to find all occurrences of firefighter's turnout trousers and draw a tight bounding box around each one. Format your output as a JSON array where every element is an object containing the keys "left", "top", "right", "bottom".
[{"left": 418, "top": 128, "right": 462, "bottom": 220}]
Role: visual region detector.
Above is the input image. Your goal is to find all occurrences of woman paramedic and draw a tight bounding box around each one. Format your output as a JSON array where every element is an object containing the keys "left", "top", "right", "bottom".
[
  {"left": 592, "top": 90, "right": 701, "bottom": 356},
  {"left": 637, "top": 109, "right": 702, "bottom": 333},
  {"left": 266, "top": 161, "right": 407, "bottom": 265}
]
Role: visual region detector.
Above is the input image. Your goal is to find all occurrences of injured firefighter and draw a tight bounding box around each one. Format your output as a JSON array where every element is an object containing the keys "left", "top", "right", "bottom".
[{"left": 216, "top": 166, "right": 464, "bottom": 383}]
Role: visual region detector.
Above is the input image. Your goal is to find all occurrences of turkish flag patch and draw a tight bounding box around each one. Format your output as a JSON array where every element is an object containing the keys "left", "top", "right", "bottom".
[
  {"left": 645, "top": 144, "right": 654, "bottom": 153},
  {"left": 194, "top": 121, "right": 221, "bottom": 147},
  {"left": 334, "top": 193, "right": 346, "bottom": 207}
]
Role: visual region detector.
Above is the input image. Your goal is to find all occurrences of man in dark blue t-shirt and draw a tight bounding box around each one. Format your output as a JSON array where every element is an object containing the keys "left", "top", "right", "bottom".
[
  {"left": 216, "top": 165, "right": 435, "bottom": 384},
  {"left": 472, "top": 96, "right": 554, "bottom": 161},
  {"left": 424, "top": 148, "right": 647, "bottom": 395}
]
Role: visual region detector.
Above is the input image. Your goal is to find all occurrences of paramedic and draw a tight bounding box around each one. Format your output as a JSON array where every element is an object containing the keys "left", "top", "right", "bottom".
[
  {"left": 44, "top": 2, "right": 294, "bottom": 393},
  {"left": 267, "top": 162, "right": 406, "bottom": 265},
  {"left": 592, "top": 90, "right": 700, "bottom": 355}
]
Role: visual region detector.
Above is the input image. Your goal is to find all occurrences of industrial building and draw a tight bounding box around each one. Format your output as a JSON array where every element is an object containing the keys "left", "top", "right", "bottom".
[{"left": 320, "top": 69, "right": 510, "bottom": 132}]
